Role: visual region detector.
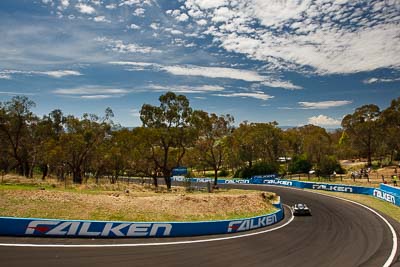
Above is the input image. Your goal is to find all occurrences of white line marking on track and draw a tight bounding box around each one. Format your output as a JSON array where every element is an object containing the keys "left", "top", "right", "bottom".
[
  {"left": 0, "top": 205, "right": 294, "bottom": 248},
  {"left": 251, "top": 184, "right": 398, "bottom": 267},
  {"left": 310, "top": 190, "right": 398, "bottom": 267}
]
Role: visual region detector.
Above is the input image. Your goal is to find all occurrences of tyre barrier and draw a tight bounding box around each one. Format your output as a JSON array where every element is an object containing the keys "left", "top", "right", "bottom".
[
  {"left": 0, "top": 200, "right": 284, "bottom": 238},
  {"left": 172, "top": 176, "right": 400, "bottom": 207}
]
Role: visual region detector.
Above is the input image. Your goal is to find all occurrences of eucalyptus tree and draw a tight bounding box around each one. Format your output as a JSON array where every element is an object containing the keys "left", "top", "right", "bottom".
[
  {"left": 342, "top": 104, "right": 381, "bottom": 166},
  {"left": 192, "top": 111, "right": 234, "bottom": 185},
  {"left": 231, "top": 121, "right": 282, "bottom": 170},
  {"left": 140, "top": 92, "right": 196, "bottom": 189},
  {"left": 30, "top": 109, "right": 67, "bottom": 180},
  {"left": 380, "top": 97, "right": 400, "bottom": 163},
  {"left": 299, "top": 124, "right": 332, "bottom": 167},
  {"left": 60, "top": 109, "right": 113, "bottom": 184},
  {"left": 251, "top": 122, "right": 282, "bottom": 164},
  {"left": 0, "top": 96, "right": 36, "bottom": 177},
  {"left": 231, "top": 121, "right": 257, "bottom": 168},
  {"left": 107, "top": 128, "right": 135, "bottom": 183},
  {"left": 129, "top": 127, "right": 160, "bottom": 186}
]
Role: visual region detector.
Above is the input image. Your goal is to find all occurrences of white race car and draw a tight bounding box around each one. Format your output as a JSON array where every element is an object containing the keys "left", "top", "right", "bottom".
[{"left": 292, "top": 203, "right": 312, "bottom": 216}]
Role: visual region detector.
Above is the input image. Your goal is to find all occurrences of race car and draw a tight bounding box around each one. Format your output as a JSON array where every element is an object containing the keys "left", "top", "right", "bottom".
[{"left": 292, "top": 203, "right": 312, "bottom": 216}]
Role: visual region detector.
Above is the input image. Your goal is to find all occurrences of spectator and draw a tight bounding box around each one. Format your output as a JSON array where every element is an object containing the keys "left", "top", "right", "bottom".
[{"left": 392, "top": 175, "right": 398, "bottom": 186}]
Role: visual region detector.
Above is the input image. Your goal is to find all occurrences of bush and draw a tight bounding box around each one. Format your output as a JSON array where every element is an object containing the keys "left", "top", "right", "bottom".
[
  {"left": 218, "top": 169, "right": 230, "bottom": 177},
  {"left": 288, "top": 154, "right": 312, "bottom": 174},
  {"left": 317, "top": 155, "right": 345, "bottom": 176},
  {"left": 235, "top": 162, "right": 279, "bottom": 178}
]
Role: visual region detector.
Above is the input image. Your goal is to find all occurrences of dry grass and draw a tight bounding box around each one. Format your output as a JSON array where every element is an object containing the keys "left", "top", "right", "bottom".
[{"left": 0, "top": 174, "right": 276, "bottom": 222}]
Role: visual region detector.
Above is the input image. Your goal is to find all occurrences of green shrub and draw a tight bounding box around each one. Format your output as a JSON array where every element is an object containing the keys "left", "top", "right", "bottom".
[
  {"left": 317, "top": 155, "right": 345, "bottom": 176},
  {"left": 218, "top": 169, "right": 230, "bottom": 177},
  {"left": 235, "top": 162, "right": 279, "bottom": 178},
  {"left": 288, "top": 154, "right": 312, "bottom": 174}
]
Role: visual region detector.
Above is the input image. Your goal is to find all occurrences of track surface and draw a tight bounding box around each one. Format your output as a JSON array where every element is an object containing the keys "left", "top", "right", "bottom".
[{"left": 1, "top": 184, "right": 400, "bottom": 267}]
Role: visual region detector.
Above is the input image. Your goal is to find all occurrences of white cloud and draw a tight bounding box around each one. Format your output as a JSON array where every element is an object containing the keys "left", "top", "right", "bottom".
[
  {"left": 94, "top": 16, "right": 110, "bottom": 23},
  {"left": 148, "top": 84, "right": 224, "bottom": 93},
  {"left": 133, "top": 8, "right": 145, "bottom": 16},
  {"left": 80, "top": 95, "right": 117, "bottom": 99},
  {"left": 109, "top": 61, "right": 300, "bottom": 89},
  {"left": 75, "top": 3, "right": 96, "bottom": 14},
  {"left": 214, "top": 92, "right": 274, "bottom": 101},
  {"left": 363, "top": 77, "right": 400, "bottom": 84},
  {"left": 53, "top": 86, "right": 128, "bottom": 99},
  {"left": 0, "top": 69, "right": 82, "bottom": 79},
  {"left": 91, "top": 0, "right": 101, "bottom": 6},
  {"left": 163, "top": 65, "right": 266, "bottom": 82},
  {"left": 364, "top": 78, "right": 379, "bottom": 84},
  {"left": 187, "top": 0, "right": 228, "bottom": 9},
  {"left": 59, "top": 0, "right": 69, "bottom": 9},
  {"left": 183, "top": 0, "right": 400, "bottom": 74},
  {"left": 196, "top": 19, "right": 208, "bottom": 26},
  {"left": 54, "top": 87, "right": 128, "bottom": 95},
  {"left": 105, "top": 3, "right": 117, "bottom": 9},
  {"left": 129, "top": 23, "right": 141, "bottom": 30},
  {"left": 40, "top": 70, "right": 82, "bottom": 78},
  {"left": 308, "top": 115, "right": 341, "bottom": 126},
  {"left": 0, "top": 74, "right": 11, "bottom": 79},
  {"left": 96, "top": 37, "right": 161, "bottom": 54},
  {"left": 176, "top": 13, "right": 189, "bottom": 22},
  {"left": 119, "top": 0, "right": 141, "bottom": 6},
  {"left": 109, "top": 61, "right": 157, "bottom": 67},
  {"left": 299, "top": 100, "right": 352, "bottom": 109},
  {"left": 169, "top": 29, "right": 183, "bottom": 35},
  {"left": 150, "top": 23, "right": 159, "bottom": 30},
  {"left": 261, "top": 79, "right": 302, "bottom": 90}
]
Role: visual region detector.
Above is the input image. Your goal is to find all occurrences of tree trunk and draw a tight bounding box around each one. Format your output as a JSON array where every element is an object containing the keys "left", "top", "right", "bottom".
[
  {"left": 152, "top": 175, "right": 158, "bottom": 187},
  {"left": 23, "top": 160, "right": 30, "bottom": 178},
  {"left": 41, "top": 164, "right": 48, "bottom": 180},
  {"left": 73, "top": 168, "right": 82, "bottom": 184},
  {"left": 367, "top": 149, "right": 372, "bottom": 167},
  {"left": 214, "top": 168, "right": 218, "bottom": 186},
  {"left": 164, "top": 169, "right": 171, "bottom": 189}
]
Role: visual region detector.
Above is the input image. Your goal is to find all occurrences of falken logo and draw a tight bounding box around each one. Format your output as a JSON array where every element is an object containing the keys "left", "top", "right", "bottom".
[
  {"left": 373, "top": 190, "right": 396, "bottom": 204},
  {"left": 224, "top": 179, "right": 250, "bottom": 184},
  {"left": 227, "top": 214, "right": 277, "bottom": 232},
  {"left": 25, "top": 221, "right": 172, "bottom": 237},
  {"left": 312, "top": 184, "right": 353, "bottom": 193},
  {"left": 263, "top": 180, "right": 293, "bottom": 186}
]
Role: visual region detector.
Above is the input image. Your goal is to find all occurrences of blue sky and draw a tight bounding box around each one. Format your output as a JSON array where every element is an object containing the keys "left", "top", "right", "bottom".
[{"left": 0, "top": 0, "right": 399, "bottom": 128}]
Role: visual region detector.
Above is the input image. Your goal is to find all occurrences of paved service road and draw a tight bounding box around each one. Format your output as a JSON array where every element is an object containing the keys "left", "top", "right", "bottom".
[{"left": 1, "top": 184, "right": 400, "bottom": 267}]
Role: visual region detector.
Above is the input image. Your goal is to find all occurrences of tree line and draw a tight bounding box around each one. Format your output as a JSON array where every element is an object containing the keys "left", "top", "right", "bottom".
[{"left": 1, "top": 92, "right": 399, "bottom": 189}]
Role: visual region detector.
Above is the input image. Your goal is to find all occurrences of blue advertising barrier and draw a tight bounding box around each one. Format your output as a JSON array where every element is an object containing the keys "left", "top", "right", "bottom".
[
  {"left": 171, "top": 167, "right": 188, "bottom": 176},
  {"left": 380, "top": 184, "right": 400, "bottom": 197},
  {"left": 172, "top": 176, "right": 400, "bottom": 207},
  {"left": 299, "top": 181, "right": 375, "bottom": 195},
  {"left": 0, "top": 198, "right": 284, "bottom": 238},
  {"left": 372, "top": 188, "right": 399, "bottom": 206}
]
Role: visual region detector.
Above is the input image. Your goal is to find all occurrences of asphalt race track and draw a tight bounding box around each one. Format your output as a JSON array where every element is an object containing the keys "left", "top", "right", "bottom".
[{"left": 1, "top": 184, "right": 400, "bottom": 267}]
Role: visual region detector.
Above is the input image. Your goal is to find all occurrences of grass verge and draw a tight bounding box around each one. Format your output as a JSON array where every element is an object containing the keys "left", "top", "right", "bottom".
[
  {"left": 308, "top": 189, "right": 400, "bottom": 222},
  {"left": 0, "top": 175, "right": 276, "bottom": 222}
]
